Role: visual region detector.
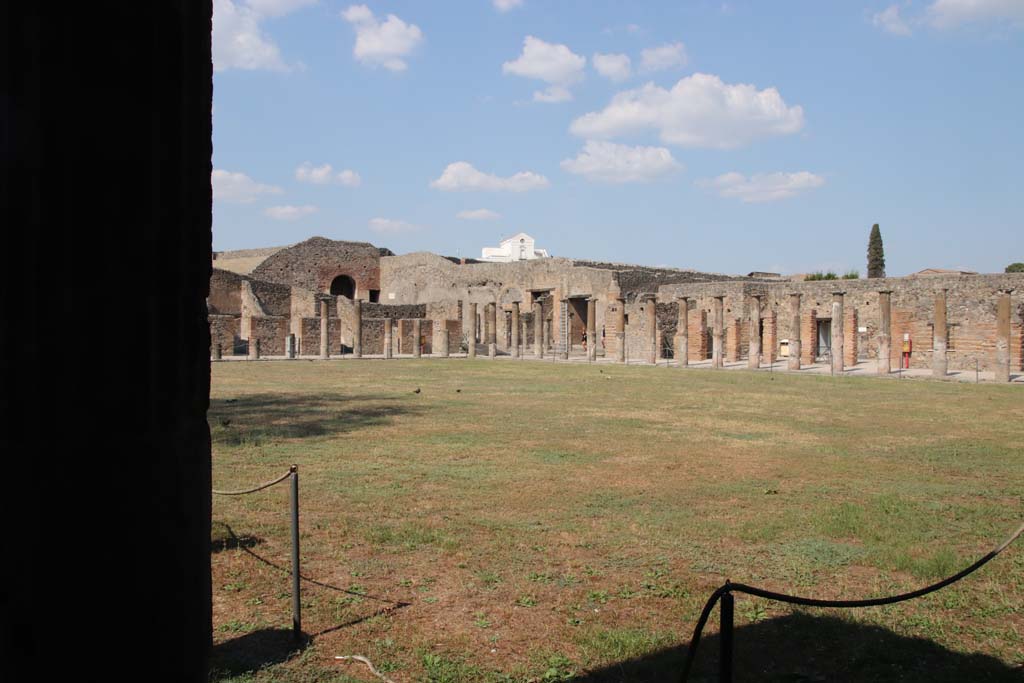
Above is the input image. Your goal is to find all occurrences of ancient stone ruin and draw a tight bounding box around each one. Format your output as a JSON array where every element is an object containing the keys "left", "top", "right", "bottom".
[{"left": 210, "top": 236, "right": 1024, "bottom": 381}]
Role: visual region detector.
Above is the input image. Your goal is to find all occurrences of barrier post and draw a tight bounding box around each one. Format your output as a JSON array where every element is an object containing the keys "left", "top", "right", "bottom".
[
  {"left": 719, "top": 589, "right": 734, "bottom": 683},
  {"left": 289, "top": 464, "right": 301, "bottom": 640}
]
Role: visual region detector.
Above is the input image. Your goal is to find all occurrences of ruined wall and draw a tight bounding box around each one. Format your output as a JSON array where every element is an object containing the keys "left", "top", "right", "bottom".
[
  {"left": 298, "top": 317, "right": 343, "bottom": 356},
  {"left": 208, "top": 268, "right": 244, "bottom": 315},
  {"left": 251, "top": 236, "right": 388, "bottom": 297},
  {"left": 209, "top": 314, "right": 239, "bottom": 356},
  {"left": 244, "top": 316, "right": 289, "bottom": 356},
  {"left": 660, "top": 274, "right": 1024, "bottom": 371}
]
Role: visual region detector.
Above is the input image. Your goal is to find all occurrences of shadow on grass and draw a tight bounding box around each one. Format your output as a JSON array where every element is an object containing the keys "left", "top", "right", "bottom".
[
  {"left": 210, "top": 628, "right": 308, "bottom": 680},
  {"left": 569, "top": 612, "right": 1022, "bottom": 682},
  {"left": 209, "top": 392, "right": 424, "bottom": 443}
]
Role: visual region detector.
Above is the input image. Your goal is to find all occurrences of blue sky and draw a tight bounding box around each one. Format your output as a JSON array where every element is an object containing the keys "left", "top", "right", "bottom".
[{"left": 212, "top": 0, "right": 1023, "bottom": 276}]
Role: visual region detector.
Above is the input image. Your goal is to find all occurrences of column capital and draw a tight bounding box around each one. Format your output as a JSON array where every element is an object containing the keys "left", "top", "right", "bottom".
[
  {"left": 832, "top": 291, "right": 846, "bottom": 297},
  {"left": 878, "top": 289, "right": 893, "bottom": 294},
  {"left": 998, "top": 288, "right": 1014, "bottom": 295}
]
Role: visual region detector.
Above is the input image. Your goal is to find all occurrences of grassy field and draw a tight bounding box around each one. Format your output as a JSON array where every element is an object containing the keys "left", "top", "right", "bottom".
[{"left": 209, "top": 359, "right": 1023, "bottom": 682}]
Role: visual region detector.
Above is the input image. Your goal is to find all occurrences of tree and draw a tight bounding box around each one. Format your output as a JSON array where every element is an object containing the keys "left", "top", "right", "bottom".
[
  {"left": 1006, "top": 263, "right": 1024, "bottom": 273},
  {"left": 867, "top": 224, "right": 886, "bottom": 278}
]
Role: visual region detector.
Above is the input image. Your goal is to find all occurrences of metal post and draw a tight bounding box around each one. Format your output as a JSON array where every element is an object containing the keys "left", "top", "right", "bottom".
[
  {"left": 289, "top": 464, "right": 301, "bottom": 640},
  {"left": 719, "top": 590, "right": 734, "bottom": 683}
]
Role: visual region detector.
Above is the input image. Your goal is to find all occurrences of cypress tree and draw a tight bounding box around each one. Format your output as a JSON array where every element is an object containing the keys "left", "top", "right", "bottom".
[{"left": 867, "top": 224, "right": 886, "bottom": 278}]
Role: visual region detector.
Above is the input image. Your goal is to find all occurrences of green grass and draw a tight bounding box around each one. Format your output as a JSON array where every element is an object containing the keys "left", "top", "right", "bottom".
[{"left": 210, "top": 359, "right": 1024, "bottom": 681}]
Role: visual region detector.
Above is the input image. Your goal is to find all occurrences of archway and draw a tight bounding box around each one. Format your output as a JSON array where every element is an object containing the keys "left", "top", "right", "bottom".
[{"left": 329, "top": 275, "right": 356, "bottom": 299}]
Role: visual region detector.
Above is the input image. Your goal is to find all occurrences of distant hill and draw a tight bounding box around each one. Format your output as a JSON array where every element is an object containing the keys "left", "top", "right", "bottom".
[{"left": 211, "top": 246, "right": 287, "bottom": 275}]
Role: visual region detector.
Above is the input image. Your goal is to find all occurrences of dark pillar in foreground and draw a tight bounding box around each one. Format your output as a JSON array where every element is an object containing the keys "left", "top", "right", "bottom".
[{"left": 6, "top": 5, "right": 214, "bottom": 680}]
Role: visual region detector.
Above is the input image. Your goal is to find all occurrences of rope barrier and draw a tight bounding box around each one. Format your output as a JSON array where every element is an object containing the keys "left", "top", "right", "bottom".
[
  {"left": 680, "top": 520, "right": 1024, "bottom": 682},
  {"left": 212, "top": 465, "right": 295, "bottom": 496}
]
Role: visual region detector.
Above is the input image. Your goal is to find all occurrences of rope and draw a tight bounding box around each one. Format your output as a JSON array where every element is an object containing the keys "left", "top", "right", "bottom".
[
  {"left": 335, "top": 655, "right": 399, "bottom": 683},
  {"left": 680, "top": 520, "right": 1024, "bottom": 682},
  {"left": 212, "top": 466, "right": 295, "bottom": 496}
]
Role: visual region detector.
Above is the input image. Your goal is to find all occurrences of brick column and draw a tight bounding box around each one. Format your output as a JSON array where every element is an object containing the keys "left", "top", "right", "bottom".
[
  {"left": 676, "top": 296, "right": 689, "bottom": 367},
  {"left": 511, "top": 302, "right": 521, "bottom": 359},
  {"left": 213, "top": 342, "right": 222, "bottom": 360},
  {"left": 467, "top": 302, "right": 477, "bottom": 359},
  {"left": 610, "top": 291, "right": 625, "bottom": 363},
  {"left": 832, "top": 291, "right": 845, "bottom": 374},
  {"left": 488, "top": 302, "right": 497, "bottom": 358},
  {"left": 352, "top": 299, "right": 362, "bottom": 358},
  {"left": 712, "top": 296, "right": 724, "bottom": 368},
  {"left": 560, "top": 297, "right": 570, "bottom": 360},
  {"left": 689, "top": 309, "right": 708, "bottom": 362},
  {"left": 383, "top": 317, "right": 393, "bottom": 359},
  {"left": 878, "top": 290, "right": 892, "bottom": 375},
  {"left": 933, "top": 289, "right": 948, "bottom": 377},
  {"left": 801, "top": 309, "right": 817, "bottom": 366},
  {"left": 249, "top": 337, "right": 260, "bottom": 360},
  {"left": 763, "top": 310, "right": 777, "bottom": 366},
  {"left": 748, "top": 295, "right": 761, "bottom": 369},
  {"left": 995, "top": 289, "right": 1012, "bottom": 382},
  {"left": 586, "top": 298, "right": 597, "bottom": 361},
  {"left": 533, "top": 300, "right": 544, "bottom": 358},
  {"left": 645, "top": 296, "right": 657, "bottom": 364},
  {"left": 844, "top": 308, "right": 858, "bottom": 367},
  {"left": 319, "top": 299, "right": 330, "bottom": 359},
  {"left": 788, "top": 293, "right": 801, "bottom": 371},
  {"left": 726, "top": 318, "right": 741, "bottom": 363},
  {"left": 412, "top": 318, "right": 422, "bottom": 358}
]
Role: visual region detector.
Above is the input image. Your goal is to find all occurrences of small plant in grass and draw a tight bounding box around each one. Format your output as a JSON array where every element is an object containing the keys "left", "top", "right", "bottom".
[
  {"left": 541, "top": 654, "right": 576, "bottom": 682},
  {"left": 474, "top": 611, "right": 492, "bottom": 629},
  {"left": 476, "top": 569, "right": 502, "bottom": 589},
  {"left": 516, "top": 595, "right": 537, "bottom": 607},
  {"left": 587, "top": 590, "right": 610, "bottom": 605},
  {"left": 743, "top": 601, "right": 767, "bottom": 623},
  {"left": 529, "top": 571, "right": 555, "bottom": 584}
]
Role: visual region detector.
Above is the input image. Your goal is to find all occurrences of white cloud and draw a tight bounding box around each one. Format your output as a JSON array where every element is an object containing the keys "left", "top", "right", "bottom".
[
  {"left": 560, "top": 140, "right": 680, "bottom": 184},
  {"left": 430, "top": 162, "right": 550, "bottom": 192},
  {"left": 493, "top": 0, "right": 523, "bottom": 12},
  {"left": 457, "top": 209, "right": 502, "bottom": 220},
  {"left": 502, "top": 36, "right": 586, "bottom": 103},
  {"left": 873, "top": 5, "right": 912, "bottom": 35},
  {"left": 342, "top": 4, "right": 423, "bottom": 71},
  {"left": 698, "top": 171, "right": 824, "bottom": 203},
  {"left": 369, "top": 217, "right": 421, "bottom": 233},
  {"left": 212, "top": 169, "right": 283, "bottom": 203},
  {"left": 264, "top": 204, "right": 317, "bottom": 220},
  {"left": 927, "top": 0, "right": 1024, "bottom": 28},
  {"left": 640, "top": 42, "right": 688, "bottom": 71},
  {"left": 213, "top": 0, "right": 287, "bottom": 72},
  {"left": 593, "top": 53, "right": 632, "bottom": 82},
  {"left": 246, "top": 0, "right": 317, "bottom": 18},
  {"left": 295, "top": 162, "right": 361, "bottom": 187},
  {"left": 570, "top": 73, "right": 805, "bottom": 149}
]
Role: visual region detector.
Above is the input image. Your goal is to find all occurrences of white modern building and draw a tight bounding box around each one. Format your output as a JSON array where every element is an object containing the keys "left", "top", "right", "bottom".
[{"left": 480, "top": 232, "right": 550, "bottom": 262}]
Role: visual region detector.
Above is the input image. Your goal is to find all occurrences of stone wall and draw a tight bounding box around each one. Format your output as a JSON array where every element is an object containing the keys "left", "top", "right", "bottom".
[
  {"left": 244, "top": 316, "right": 289, "bottom": 356},
  {"left": 209, "top": 314, "right": 239, "bottom": 356},
  {"left": 252, "top": 236, "right": 389, "bottom": 297},
  {"left": 659, "top": 273, "right": 1024, "bottom": 371}
]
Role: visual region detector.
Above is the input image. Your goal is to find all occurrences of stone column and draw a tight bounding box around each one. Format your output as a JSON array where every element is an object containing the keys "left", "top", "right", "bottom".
[
  {"left": 533, "top": 301, "right": 544, "bottom": 358},
  {"left": 285, "top": 334, "right": 296, "bottom": 359},
  {"left": 352, "top": 299, "right": 362, "bottom": 358},
  {"left": 466, "top": 302, "right": 477, "bottom": 359},
  {"left": 763, "top": 310, "right": 777, "bottom": 366},
  {"left": 933, "top": 289, "right": 948, "bottom": 378},
  {"left": 788, "top": 293, "right": 801, "bottom": 371},
  {"left": 438, "top": 328, "right": 449, "bottom": 358},
  {"left": 560, "top": 298, "right": 570, "bottom": 360},
  {"left": 676, "top": 297, "right": 689, "bottom": 367},
  {"left": 878, "top": 291, "right": 892, "bottom": 375},
  {"left": 748, "top": 295, "right": 761, "bottom": 369},
  {"left": 213, "top": 342, "right": 222, "bottom": 360},
  {"left": 712, "top": 296, "right": 724, "bottom": 368},
  {"left": 412, "top": 318, "right": 422, "bottom": 358},
  {"left": 543, "top": 318, "right": 551, "bottom": 354},
  {"left": 510, "top": 302, "right": 521, "bottom": 358},
  {"left": 319, "top": 299, "right": 330, "bottom": 359},
  {"left": 832, "top": 291, "right": 845, "bottom": 375},
  {"left": 488, "top": 302, "right": 498, "bottom": 358},
  {"left": 383, "top": 317, "right": 393, "bottom": 359},
  {"left": 611, "top": 292, "right": 625, "bottom": 363},
  {"left": 249, "top": 338, "right": 260, "bottom": 360},
  {"left": 645, "top": 296, "right": 657, "bottom": 364},
  {"left": 586, "top": 298, "right": 597, "bottom": 361},
  {"left": 995, "top": 289, "right": 1012, "bottom": 382}
]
